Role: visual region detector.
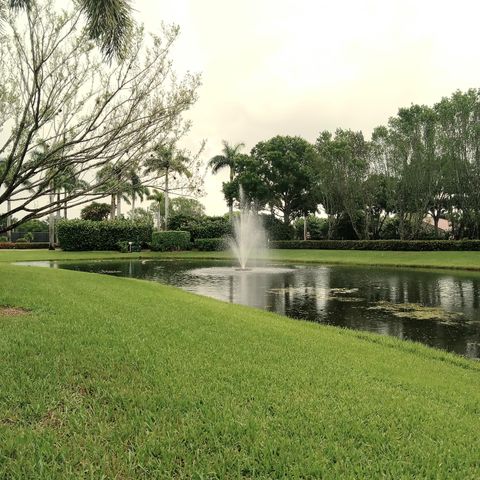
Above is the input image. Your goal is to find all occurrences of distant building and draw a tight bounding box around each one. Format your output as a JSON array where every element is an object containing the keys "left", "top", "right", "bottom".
[{"left": 424, "top": 217, "right": 451, "bottom": 232}]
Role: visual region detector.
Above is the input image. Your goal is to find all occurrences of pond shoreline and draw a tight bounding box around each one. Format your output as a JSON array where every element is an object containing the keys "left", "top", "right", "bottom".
[
  {"left": 3, "top": 248, "right": 480, "bottom": 274},
  {"left": 21, "top": 258, "right": 480, "bottom": 359}
]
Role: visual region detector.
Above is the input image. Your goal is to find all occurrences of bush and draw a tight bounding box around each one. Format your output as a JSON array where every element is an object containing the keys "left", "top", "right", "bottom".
[
  {"left": 58, "top": 220, "right": 152, "bottom": 251},
  {"left": 15, "top": 237, "right": 28, "bottom": 243},
  {"left": 14, "top": 242, "right": 50, "bottom": 249},
  {"left": 293, "top": 216, "right": 329, "bottom": 240},
  {"left": 380, "top": 217, "right": 448, "bottom": 240},
  {"left": 261, "top": 215, "right": 295, "bottom": 241},
  {"left": 15, "top": 219, "right": 49, "bottom": 233},
  {"left": 0, "top": 236, "right": 8, "bottom": 242},
  {"left": 116, "top": 241, "right": 142, "bottom": 253},
  {"left": 169, "top": 214, "right": 232, "bottom": 241},
  {"left": 269, "top": 239, "right": 480, "bottom": 251},
  {"left": 194, "top": 237, "right": 227, "bottom": 251},
  {"left": 150, "top": 231, "right": 191, "bottom": 252},
  {"left": 80, "top": 202, "right": 111, "bottom": 221},
  {"left": 0, "top": 242, "right": 49, "bottom": 249}
]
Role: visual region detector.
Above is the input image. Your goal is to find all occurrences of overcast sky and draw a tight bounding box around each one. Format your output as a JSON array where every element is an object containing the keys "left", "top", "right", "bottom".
[{"left": 137, "top": 0, "right": 480, "bottom": 215}]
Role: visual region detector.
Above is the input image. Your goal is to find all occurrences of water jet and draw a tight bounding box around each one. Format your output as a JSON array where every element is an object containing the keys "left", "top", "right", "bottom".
[{"left": 229, "top": 187, "right": 266, "bottom": 270}]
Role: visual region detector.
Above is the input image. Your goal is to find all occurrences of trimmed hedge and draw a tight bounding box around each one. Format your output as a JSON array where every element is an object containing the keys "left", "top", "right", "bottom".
[
  {"left": 150, "top": 231, "right": 191, "bottom": 252},
  {"left": 269, "top": 239, "right": 480, "bottom": 251},
  {"left": 194, "top": 237, "right": 227, "bottom": 251},
  {"left": 58, "top": 220, "right": 152, "bottom": 251},
  {"left": 0, "top": 242, "right": 49, "bottom": 249},
  {"left": 169, "top": 214, "right": 232, "bottom": 241}
]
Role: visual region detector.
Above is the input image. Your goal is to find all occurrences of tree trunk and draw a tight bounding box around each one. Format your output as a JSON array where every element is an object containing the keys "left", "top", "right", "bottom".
[
  {"left": 131, "top": 194, "right": 136, "bottom": 220},
  {"left": 327, "top": 215, "right": 334, "bottom": 240},
  {"left": 434, "top": 217, "right": 439, "bottom": 235},
  {"left": 229, "top": 167, "right": 234, "bottom": 217},
  {"left": 116, "top": 192, "right": 122, "bottom": 218},
  {"left": 303, "top": 215, "right": 307, "bottom": 241},
  {"left": 399, "top": 210, "right": 405, "bottom": 240},
  {"left": 164, "top": 169, "right": 169, "bottom": 230},
  {"left": 63, "top": 190, "right": 68, "bottom": 219},
  {"left": 6, "top": 199, "right": 12, "bottom": 242},
  {"left": 110, "top": 194, "right": 116, "bottom": 220},
  {"left": 48, "top": 191, "right": 55, "bottom": 250},
  {"left": 56, "top": 191, "right": 62, "bottom": 244},
  {"left": 156, "top": 208, "right": 162, "bottom": 230}
]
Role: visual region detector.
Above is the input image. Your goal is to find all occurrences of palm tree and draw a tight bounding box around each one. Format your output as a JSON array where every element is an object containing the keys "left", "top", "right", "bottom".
[
  {"left": 59, "top": 168, "right": 89, "bottom": 219},
  {"left": 127, "top": 171, "right": 150, "bottom": 219},
  {"left": 148, "top": 190, "right": 165, "bottom": 230},
  {"left": 144, "top": 144, "right": 191, "bottom": 230},
  {"left": 2, "top": 0, "right": 134, "bottom": 60},
  {"left": 31, "top": 141, "right": 59, "bottom": 249},
  {"left": 96, "top": 163, "right": 129, "bottom": 219},
  {"left": 208, "top": 141, "right": 244, "bottom": 215}
]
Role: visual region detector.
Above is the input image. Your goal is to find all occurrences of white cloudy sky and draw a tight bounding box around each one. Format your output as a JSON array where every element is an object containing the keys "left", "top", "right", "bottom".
[{"left": 139, "top": 0, "right": 479, "bottom": 214}]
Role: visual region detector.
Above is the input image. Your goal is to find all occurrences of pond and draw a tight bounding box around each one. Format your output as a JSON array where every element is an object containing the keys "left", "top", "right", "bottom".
[{"left": 23, "top": 259, "right": 480, "bottom": 359}]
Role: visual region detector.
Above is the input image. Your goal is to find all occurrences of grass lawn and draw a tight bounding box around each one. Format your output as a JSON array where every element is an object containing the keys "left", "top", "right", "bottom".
[
  {"left": 0, "top": 251, "right": 480, "bottom": 478},
  {"left": 3, "top": 247, "right": 480, "bottom": 271}
]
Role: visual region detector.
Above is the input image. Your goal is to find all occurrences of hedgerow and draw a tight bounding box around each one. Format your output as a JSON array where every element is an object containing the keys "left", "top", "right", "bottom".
[
  {"left": 269, "top": 239, "right": 480, "bottom": 251},
  {"left": 58, "top": 220, "right": 152, "bottom": 251}
]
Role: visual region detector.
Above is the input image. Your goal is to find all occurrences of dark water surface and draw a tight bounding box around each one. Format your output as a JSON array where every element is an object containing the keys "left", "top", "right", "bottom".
[{"left": 23, "top": 259, "right": 480, "bottom": 359}]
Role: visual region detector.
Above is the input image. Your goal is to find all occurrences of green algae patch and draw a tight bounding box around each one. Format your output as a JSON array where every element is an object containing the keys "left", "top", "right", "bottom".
[{"left": 368, "top": 301, "right": 464, "bottom": 322}]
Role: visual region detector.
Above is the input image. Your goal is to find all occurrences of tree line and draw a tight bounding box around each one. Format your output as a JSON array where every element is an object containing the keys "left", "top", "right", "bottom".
[{"left": 212, "top": 89, "right": 480, "bottom": 240}]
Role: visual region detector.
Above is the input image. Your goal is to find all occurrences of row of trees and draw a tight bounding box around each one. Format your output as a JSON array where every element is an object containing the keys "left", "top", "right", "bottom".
[
  {"left": 80, "top": 197, "right": 205, "bottom": 228},
  {"left": 0, "top": 1, "right": 203, "bottom": 243},
  {"left": 212, "top": 89, "right": 480, "bottom": 240}
]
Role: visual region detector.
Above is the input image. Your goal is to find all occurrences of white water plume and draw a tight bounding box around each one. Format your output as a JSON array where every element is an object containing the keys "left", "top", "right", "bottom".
[{"left": 228, "top": 187, "right": 266, "bottom": 270}]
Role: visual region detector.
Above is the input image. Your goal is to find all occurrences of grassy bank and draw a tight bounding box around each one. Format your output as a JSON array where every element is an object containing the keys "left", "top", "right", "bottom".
[
  {"left": 0, "top": 256, "right": 479, "bottom": 478},
  {"left": 3, "top": 248, "right": 480, "bottom": 271}
]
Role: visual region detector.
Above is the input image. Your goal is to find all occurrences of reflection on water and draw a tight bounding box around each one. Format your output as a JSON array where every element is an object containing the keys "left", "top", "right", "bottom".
[{"left": 23, "top": 259, "right": 480, "bottom": 359}]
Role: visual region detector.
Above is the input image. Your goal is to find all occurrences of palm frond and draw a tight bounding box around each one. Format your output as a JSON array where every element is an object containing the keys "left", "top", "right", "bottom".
[
  {"left": 208, "top": 155, "right": 230, "bottom": 174},
  {"left": 78, "top": 0, "right": 134, "bottom": 61},
  {"left": 8, "top": 0, "right": 31, "bottom": 10}
]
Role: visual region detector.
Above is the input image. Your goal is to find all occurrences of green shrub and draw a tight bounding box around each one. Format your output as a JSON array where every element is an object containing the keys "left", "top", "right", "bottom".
[
  {"left": 150, "top": 231, "right": 191, "bottom": 252},
  {"left": 194, "top": 237, "right": 227, "bottom": 251},
  {"left": 169, "top": 214, "right": 232, "bottom": 241},
  {"left": 80, "top": 202, "right": 111, "bottom": 221},
  {"left": 13, "top": 242, "right": 50, "bottom": 249},
  {"left": 15, "top": 238, "right": 28, "bottom": 243},
  {"left": 269, "top": 239, "right": 480, "bottom": 251},
  {"left": 117, "top": 241, "right": 142, "bottom": 253},
  {"left": 15, "top": 219, "right": 48, "bottom": 233},
  {"left": 0, "top": 236, "right": 8, "bottom": 242},
  {"left": 380, "top": 217, "right": 448, "bottom": 240},
  {"left": 0, "top": 242, "right": 49, "bottom": 249},
  {"left": 58, "top": 220, "right": 152, "bottom": 251},
  {"left": 261, "top": 215, "right": 295, "bottom": 241},
  {"left": 293, "top": 216, "right": 329, "bottom": 240}
]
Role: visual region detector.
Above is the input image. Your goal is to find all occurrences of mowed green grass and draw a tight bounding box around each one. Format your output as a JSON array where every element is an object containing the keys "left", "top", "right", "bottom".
[
  {"left": 3, "top": 247, "right": 480, "bottom": 271},
  {"left": 0, "top": 255, "right": 480, "bottom": 478}
]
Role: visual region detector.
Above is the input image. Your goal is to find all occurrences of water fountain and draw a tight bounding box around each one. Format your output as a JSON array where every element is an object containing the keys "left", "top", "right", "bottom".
[
  {"left": 183, "top": 186, "right": 293, "bottom": 281},
  {"left": 228, "top": 190, "right": 266, "bottom": 270}
]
